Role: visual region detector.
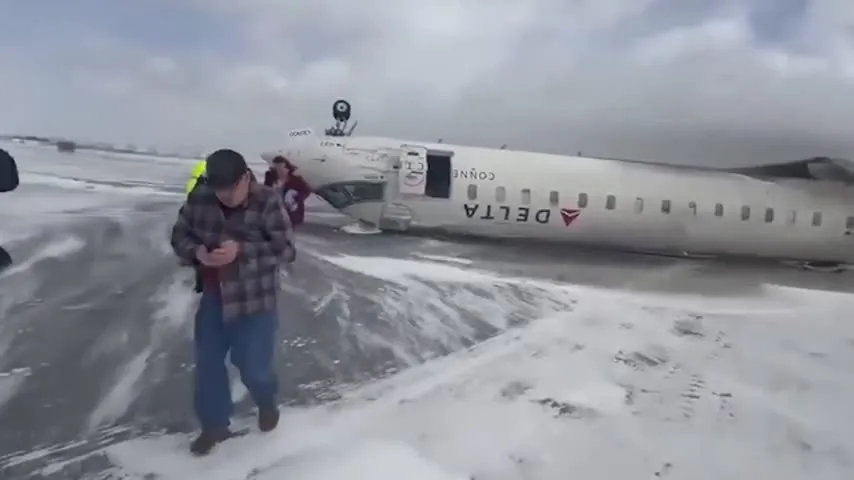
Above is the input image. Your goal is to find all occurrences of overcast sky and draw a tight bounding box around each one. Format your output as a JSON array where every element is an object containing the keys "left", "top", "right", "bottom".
[{"left": 1, "top": 0, "right": 853, "bottom": 165}]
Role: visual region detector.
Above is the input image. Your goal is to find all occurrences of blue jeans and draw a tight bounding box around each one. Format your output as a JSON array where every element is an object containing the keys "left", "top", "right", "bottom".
[{"left": 193, "top": 291, "right": 278, "bottom": 431}]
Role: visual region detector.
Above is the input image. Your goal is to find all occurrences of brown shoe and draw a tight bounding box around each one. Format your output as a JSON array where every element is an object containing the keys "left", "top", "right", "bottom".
[
  {"left": 258, "top": 406, "right": 279, "bottom": 433},
  {"left": 190, "top": 428, "right": 232, "bottom": 456}
]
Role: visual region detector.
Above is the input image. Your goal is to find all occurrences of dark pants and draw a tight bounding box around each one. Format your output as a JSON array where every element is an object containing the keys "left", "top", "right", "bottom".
[
  {"left": 193, "top": 291, "right": 278, "bottom": 431},
  {"left": 193, "top": 268, "right": 204, "bottom": 293}
]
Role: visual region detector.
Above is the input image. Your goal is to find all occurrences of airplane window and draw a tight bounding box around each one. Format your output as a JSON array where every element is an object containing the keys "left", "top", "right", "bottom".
[
  {"left": 714, "top": 203, "right": 724, "bottom": 217},
  {"left": 634, "top": 197, "right": 644, "bottom": 213},
  {"left": 521, "top": 188, "right": 531, "bottom": 205},
  {"left": 812, "top": 212, "right": 822, "bottom": 226},
  {"left": 661, "top": 199, "right": 671, "bottom": 214},
  {"left": 741, "top": 206, "right": 750, "bottom": 221},
  {"left": 605, "top": 195, "right": 616, "bottom": 210},
  {"left": 549, "top": 191, "right": 559, "bottom": 206},
  {"left": 847, "top": 216, "right": 854, "bottom": 230},
  {"left": 313, "top": 181, "right": 385, "bottom": 210},
  {"left": 467, "top": 184, "right": 478, "bottom": 200},
  {"left": 495, "top": 186, "right": 506, "bottom": 202},
  {"left": 764, "top": 208, "right": 774, "bottom": 223},
  {"left": 578, "top": 193, "right": 588, "bottom": 208},
  {"left": 787, "top": 210, "right": 796, "bottom": 224},
  {"left": 688, "top": 201, "right": 697, "bottom": 216}
]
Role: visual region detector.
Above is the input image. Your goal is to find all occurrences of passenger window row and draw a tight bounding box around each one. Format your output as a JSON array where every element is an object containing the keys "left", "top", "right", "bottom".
[{"left": 465, "top": 184, "right": 854, "bottom": 229}]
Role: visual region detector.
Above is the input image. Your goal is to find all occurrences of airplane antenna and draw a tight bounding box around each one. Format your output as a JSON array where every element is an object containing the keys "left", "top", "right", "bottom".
[
  {"left": 325, "top": 99, "right": 357, "bottom": 137},
  {"left": 345, "top": 120, "right": 359, "bottom": 136}
]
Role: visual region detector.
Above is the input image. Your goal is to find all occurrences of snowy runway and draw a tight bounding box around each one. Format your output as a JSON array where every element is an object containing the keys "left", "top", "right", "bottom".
[{"left": 2, "top": 144, "right": 854, "bottom": 479}]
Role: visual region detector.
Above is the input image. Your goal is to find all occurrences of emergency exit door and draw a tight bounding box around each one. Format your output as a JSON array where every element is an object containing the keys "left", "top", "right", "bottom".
[{"left": 398, "top": 145, "right": 428, "bottom": 196}]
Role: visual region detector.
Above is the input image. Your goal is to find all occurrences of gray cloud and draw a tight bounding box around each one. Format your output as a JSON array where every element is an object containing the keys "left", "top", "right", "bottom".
[{"left": 2, "top": 0, "right": 854, "bottom": 165}]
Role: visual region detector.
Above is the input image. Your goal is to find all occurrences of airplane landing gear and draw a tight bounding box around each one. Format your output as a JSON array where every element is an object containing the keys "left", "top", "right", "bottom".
[{"left": 325, "top": 99, "right": 358, "bottom": 137}]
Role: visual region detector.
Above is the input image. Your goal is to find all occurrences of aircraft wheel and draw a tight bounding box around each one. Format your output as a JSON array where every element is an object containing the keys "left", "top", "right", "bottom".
[{"left": 332, "top": 99, "right": 351, "bottom": 122}]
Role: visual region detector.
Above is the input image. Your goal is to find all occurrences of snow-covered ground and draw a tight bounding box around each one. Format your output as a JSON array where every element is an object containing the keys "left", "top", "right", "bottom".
[
  {"left": 104, "top": 258, "right": 854, "bottom": 480},
  {"left": 2, "top": 143, "right": 854, "bottom": 479}
]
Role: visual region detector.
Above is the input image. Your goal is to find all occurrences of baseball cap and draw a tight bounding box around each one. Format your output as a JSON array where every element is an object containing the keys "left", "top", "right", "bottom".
[{"left": 205, "top": 149, "right": 248, "bottom": 188}]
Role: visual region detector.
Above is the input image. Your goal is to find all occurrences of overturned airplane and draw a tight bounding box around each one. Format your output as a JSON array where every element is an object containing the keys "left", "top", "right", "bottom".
[{"left": 267, "top": 101, "right": 854, "bottom": 270}]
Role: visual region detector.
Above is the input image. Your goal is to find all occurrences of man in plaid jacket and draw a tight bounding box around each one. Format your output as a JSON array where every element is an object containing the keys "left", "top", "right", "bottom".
[{"left": 170, "top": 148, "right": 295, "bottom": 456}]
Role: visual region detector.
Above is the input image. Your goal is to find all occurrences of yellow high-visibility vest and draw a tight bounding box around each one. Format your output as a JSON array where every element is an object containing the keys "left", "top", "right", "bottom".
[{"left": 185, "top": 160, "right": 207, "bottom": 194}]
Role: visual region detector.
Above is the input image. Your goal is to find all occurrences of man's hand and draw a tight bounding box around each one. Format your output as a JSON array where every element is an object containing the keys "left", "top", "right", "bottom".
[
  {"left": 212, "top": 240, "right": 240, "bottom": 265},
  {"left": 195, "top": 246, "right": 219, "bottom": 267},
  {"left": 195, "top": 241, "right": 239, "bottom": 267}
]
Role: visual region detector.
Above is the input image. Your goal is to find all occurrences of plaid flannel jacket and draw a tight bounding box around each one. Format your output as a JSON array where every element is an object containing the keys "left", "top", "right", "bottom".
[{"left": 170, "top": 180, "right": 295, "bottom": 320}]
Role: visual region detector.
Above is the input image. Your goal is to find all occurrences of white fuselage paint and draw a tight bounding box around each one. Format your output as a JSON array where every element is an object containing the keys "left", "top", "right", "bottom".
[{"left": 269, "top": 134, "right": 854, "bottom": 264}]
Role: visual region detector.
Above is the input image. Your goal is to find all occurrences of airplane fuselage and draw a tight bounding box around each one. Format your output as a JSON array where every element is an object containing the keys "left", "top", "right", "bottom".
[{"left": 274, "top": 132, "right": 854, "bottom": 265}]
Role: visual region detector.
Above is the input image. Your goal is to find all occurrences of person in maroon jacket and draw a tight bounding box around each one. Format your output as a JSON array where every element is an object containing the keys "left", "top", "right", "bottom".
[{"left": 263, "top": 155, "right": 311, "bottom": 227}]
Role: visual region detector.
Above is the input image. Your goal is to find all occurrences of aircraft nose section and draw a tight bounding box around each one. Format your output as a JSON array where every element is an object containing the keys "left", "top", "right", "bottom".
[
  {"left": 260, "top": 139, "right": 328, "bottom": 190},
  {"left": 284, "top": 148, "right": 315, "bottom": 177},
  {"left": 260, "top": 141, "right": 296, "bottom": 166}
]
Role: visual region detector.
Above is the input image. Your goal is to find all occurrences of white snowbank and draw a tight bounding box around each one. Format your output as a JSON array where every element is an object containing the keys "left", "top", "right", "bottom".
[{"left": 340, "top": 222, "right": 382, "bottom": 235}]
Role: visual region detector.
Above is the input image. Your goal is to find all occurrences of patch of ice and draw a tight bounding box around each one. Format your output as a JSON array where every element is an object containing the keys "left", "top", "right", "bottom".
[
  {"left": 0, "top": 235, "right": 85, "bottom": 278},
  {"left": 0, "top": 369, "right": 30, "bottom": 411},
  {"left": 86, "top": 348, "right": 151, "bottom": 432},
  {"left": 413, "top": 253, "right": 473, "bottom": 265}
]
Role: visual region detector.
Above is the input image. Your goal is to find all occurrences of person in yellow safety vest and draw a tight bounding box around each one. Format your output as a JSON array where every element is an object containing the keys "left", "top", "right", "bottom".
[
  {"left": 185, "top": 159, "right": 208, "bottom": 195},
  {"left": 185, "top": 159, "right": 208, "bottom": 293}
]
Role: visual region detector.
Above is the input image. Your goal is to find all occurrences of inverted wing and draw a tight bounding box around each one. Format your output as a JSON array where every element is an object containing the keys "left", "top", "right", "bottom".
[{"left": 729, "top": 157, "right": 854, "bottom": 183}]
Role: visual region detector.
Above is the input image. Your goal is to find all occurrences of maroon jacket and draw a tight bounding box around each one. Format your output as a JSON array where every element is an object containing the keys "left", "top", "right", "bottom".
[{"left": 264, "top": 168, "right": 311, "bottom": 226}]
